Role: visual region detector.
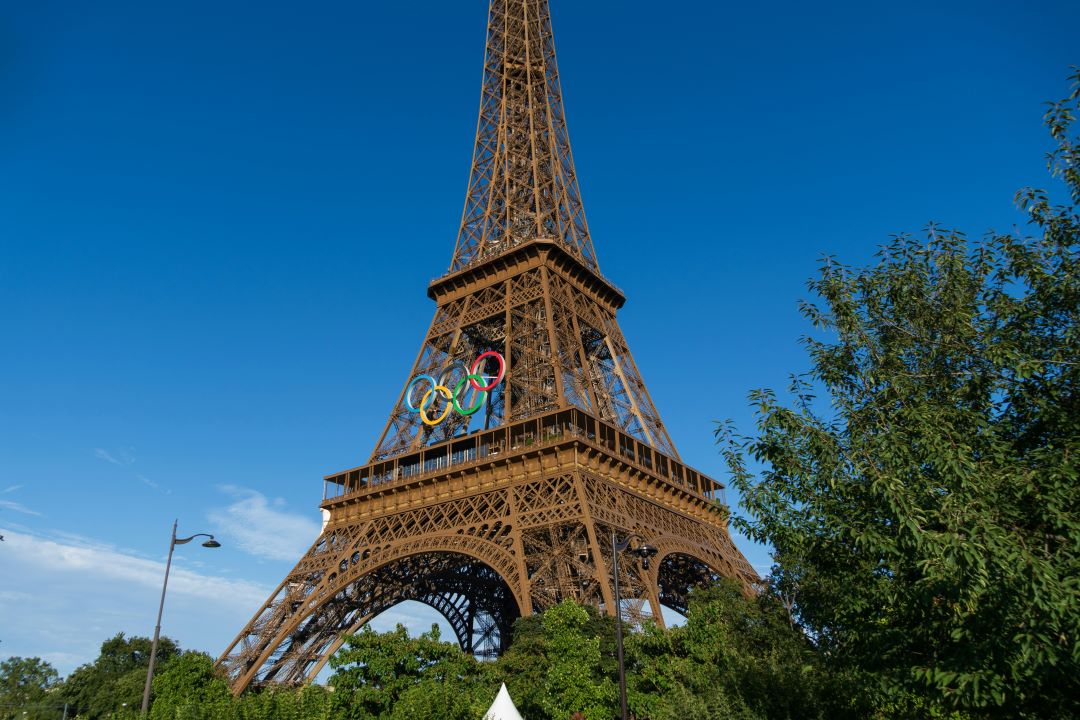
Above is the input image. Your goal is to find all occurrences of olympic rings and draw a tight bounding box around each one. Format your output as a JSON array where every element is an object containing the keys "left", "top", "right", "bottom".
[{"left": 404, "top": 352, "right": 505, "bottom": 425}]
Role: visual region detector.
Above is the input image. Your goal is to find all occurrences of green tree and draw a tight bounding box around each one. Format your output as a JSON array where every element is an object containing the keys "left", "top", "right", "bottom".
[
  {"left": 494, "top": 604, "right": 617, "bottom": 720},
  {"left": 386, "top": 680, "right": 482, "bottom": 720},
  {"left": 538, "top": 600, "right": 616, "bottom": 720},
  {"left": 626, "top": 580, "right": 837, "bottom": 720},
  {"left": 60, "top": 633, "right": 180, "bottom": 719},
  {"left": 0, "top": 656, "right": 60, "bottom": 720},
  {"left": 231, "top": 684, "right": 331, "bottom": 720},
  {"left": 328, "top": 624, "right": 488, "bottom": 720},
  {"left": 491, "top": 614, "right": 550, "bottom": 719},
  {"left": 719, "top": 70, "right": 1080, "bottom": 717},
  {"left": 147, "top": 652, "right": 232, "bottom": 720}
]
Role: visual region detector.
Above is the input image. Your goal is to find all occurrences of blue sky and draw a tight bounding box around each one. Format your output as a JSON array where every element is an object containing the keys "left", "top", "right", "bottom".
[{"left": 1, "top": 0, "right": 1076, "bottom": 675}]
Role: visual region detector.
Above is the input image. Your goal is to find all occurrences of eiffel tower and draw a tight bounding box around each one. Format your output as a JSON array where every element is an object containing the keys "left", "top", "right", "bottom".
[{"left": 218, "top": 0, "right": 756, "bottom": 692}]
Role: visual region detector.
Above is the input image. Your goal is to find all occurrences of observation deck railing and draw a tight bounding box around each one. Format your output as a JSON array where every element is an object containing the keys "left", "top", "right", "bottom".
[{"left": 322, "top": 408, "right": 726, "bottom": 510}]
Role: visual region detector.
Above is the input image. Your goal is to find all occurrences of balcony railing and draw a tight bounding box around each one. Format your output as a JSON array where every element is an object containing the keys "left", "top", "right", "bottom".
[{"left": 323, "top": 407, "right": 726, "bottom": 508}]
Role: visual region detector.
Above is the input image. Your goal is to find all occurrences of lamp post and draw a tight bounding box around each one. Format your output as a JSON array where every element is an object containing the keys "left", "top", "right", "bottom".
[
  {"left": 610, "top": 532, "right": 657, "bottom": 720},
  {"left": 140, "top": 520, "right": 220, "bottom": 716}
]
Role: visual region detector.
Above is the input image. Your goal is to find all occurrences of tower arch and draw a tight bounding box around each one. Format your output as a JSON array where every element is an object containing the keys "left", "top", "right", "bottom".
[
  {"left": 653, "top": 546, "right": 724, "bottom": 616},
  {"left": 219, "top": 536, "right": 522, "bottom": 691}
]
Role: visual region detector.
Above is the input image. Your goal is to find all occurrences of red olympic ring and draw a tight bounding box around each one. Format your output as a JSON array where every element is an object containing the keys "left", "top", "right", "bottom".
[{"left": 469, "top": 351, "right": 506, "bottom": 392}]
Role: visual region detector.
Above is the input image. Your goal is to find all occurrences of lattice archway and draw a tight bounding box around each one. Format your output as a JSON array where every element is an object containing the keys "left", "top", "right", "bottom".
[
  {"left": 298, "top": 553, "right": 521, "bottom": 682},
  {"left": 220, "top": 535, "right": 523, "bottom": 690},
  {"left": 652, "top": 546, "right": 723, "bottom": 616}
]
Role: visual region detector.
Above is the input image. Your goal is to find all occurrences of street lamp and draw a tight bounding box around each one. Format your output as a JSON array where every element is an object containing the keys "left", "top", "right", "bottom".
[
  {"left": 610, "top": 532, "right": 657, "bottom": 720},
  {"left": 140, "top": 520, "right": 220, "bottom": 716}
]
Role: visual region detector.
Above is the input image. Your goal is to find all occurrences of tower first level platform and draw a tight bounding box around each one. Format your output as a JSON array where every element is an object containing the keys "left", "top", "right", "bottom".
[{"left": 219, "top": 407, "right": 757, "bottom": 691}]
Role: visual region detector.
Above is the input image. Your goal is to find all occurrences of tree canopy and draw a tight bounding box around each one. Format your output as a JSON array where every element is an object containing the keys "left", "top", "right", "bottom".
[
  {"left": 328, "top": 623, "right": 489, "bottom": 720},
  {"left": 719, "top": 70, "right": 1080, "bottom": 718},
  {"left": 60, "top": 633, "right": 180, "bottom": 719},
  {"left": 0, "top": 656, "right": 60, "bottom": 720},
  {"left": 627, "top": 579, "right": 840, "bottom": 720}
]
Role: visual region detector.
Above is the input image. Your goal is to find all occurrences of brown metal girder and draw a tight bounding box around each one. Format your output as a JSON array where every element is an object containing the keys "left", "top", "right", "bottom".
[
  {"left": 521, "top": 1, "right": 546, "bottom": 240},
  {"left": 539, "top": 264, "right": 569, "bottom": 406},
  {"left": 429, "top": 239, "right": 623, "bottom": 310},
  {"left": 571, "top": 473, "right": 616, "bottom": 612},
  {"left": 324, "top": 432, "right": 724, "bottom": 524},
  {"left": 301, "top": 610, "right": 375, "bottom": 684},
  {"left": 322, "top": 454, "right": 723, "bottom": 549},
  {"left": 296, "top": 585, "right": 497, "bottom": 679},
  {"left": 601, "top": 334, "right": 657, "bottom": 448},
  {"left": 648, "top": 540, "right": 757, "bottom": 609},
  {"left": 227, "top": 535, "right": 526, "bottom": 693},
  {"left": 574, "top": 467, "right": 724, "bottom": 536},
  {"left": 405, "top": 303, "right": 471, "bottom": 455},
  {"left": 243, "top": 568, "right": 515, "bottom": 690},
  {"left": 366, "top": 312, "right": 441, "bottom": 463},
  {"left": 601, "top": 326, "right": 680, "bottom": 460},
  {"left": 578, "top": 482, "right": 752, "bottom": 589},
  {"left": 448, "top": 0, "right": 599, "bottom": 274},
  {"left": 216, "top": 543, "right": 326, "bottom": 677},
  {"left": 319, "top": 483, "right": 726, "bottom": 586},
  {"left": 224, "top": 463, "right": 746, "bottom": 692}
]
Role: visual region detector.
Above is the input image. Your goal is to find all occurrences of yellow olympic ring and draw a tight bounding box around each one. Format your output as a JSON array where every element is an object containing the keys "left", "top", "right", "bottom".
[{"left": 419, "top": 385, "right": 454, "bottom": 425}]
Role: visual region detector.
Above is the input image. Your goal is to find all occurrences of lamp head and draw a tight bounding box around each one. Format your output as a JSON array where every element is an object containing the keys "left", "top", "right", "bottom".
[
  {"left": 202, "top": 538, "right": 221, "bottom": 549},
  {"left": 633, "top": 543, "right": 658, "bottom": 569}
]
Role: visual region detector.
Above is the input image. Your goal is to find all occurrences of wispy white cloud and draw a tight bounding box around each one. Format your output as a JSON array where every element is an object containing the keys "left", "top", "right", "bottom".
[
  {"left": 208, "top": 486, "right": 321, "bottom": 562},
  {"left": 3, "top": 485, "right": 23, "bottom": 494},
  {"left": 0, "top": 589, "right": 34, "bottom": 602},
  {"left": 93, "top": 448, "right": 126, "bottom": 465},
  {"left": 93, "top": 448, "right": 167, "bottom": 493},
  {"left": 136, "top": 474, "right": 166, "bottom": 492},
  {"left": 1, "top": 528, "right": 267, "bottom": 606},
  {"left": 0, "top": 527, "right": 271, "bottom": 676},
  {"left": 0, "top": 499, "right": 41, "bottom": 516}
]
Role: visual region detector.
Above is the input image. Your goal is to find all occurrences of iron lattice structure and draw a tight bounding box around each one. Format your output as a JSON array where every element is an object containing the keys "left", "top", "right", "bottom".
[{"left": 218, "top": 0, "right": 757, "bottom": 692}]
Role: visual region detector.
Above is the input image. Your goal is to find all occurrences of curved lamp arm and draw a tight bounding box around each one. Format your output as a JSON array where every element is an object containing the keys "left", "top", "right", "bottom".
[{"left": 174, "top": 533, "right": 220, "bottom": 547}]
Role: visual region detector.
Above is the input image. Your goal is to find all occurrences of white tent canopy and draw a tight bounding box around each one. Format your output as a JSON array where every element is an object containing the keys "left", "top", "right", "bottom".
[{"left": 484, "top": 683, "right": 524, "bottom": 720}]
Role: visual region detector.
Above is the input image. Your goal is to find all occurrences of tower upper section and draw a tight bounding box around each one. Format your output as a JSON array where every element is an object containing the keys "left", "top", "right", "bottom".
[{"left": 449, "top": 0, "right": 598, "bottom": 273}]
